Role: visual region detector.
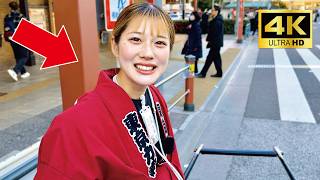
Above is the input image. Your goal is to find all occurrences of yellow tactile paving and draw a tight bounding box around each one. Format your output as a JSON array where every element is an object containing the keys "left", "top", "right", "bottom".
[
  {"left": 0, "top": 77, "right": 59, "bottom": 103},
  {"left": 168, "top": 48, "right": 241, "bottom": 109}
]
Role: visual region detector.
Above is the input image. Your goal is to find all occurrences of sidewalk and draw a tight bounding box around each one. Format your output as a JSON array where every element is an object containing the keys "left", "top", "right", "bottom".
[{"left": 0, "top": 34, "right": 247, "bottom": 172}]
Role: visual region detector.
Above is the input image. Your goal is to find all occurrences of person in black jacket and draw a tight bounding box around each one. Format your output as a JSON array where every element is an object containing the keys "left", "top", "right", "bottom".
[
  {"left": 200, "top": 9, "right": 209, "bottom": 34},
  {"left": 181, "top": 11, "right": 202, "bottom": 73},
  {"left": 4, "top": 1, "right": 30, "bottom": 81},
  {"left": 196, "top": 4, "right": 224, "bottom": 78}
]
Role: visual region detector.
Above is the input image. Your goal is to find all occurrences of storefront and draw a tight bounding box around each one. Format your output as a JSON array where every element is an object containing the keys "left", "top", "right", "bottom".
[{"left": 0, "top": 0, "right": 52, "bottom": 65}]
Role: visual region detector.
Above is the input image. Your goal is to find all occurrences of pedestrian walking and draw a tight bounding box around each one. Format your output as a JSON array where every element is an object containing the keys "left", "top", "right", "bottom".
[
  {"left": 196, "top": 4, "right": 224, "bottom": 78},
  {"left": 181, "top": 11, "right": 202, "bottom": 73},
  {"left": 4, "top": 1, "right": 30, "bottom": 81},
  {"left": 248, "top": 9, "right": 256, "bottom": 36},
  {"left": 252, "top": 10, "right": 259, "bottom": 36},
  {"left": 35, "top": 3, "right": 184, "bottom": 180},
  {"left": 314, "top": 9, "right": 319, "bottom": 22}
]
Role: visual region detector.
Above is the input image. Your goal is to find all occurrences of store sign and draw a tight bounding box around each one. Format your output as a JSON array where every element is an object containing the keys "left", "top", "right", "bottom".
[
  {"left": 104, "top": 0, "right": 132, "bottom": 30},
  {"left": 166, "top": 0, "right": 178, "bottom": 3},
  {"left": 258, "top": 10, "right": 312, "bottom": 48}
]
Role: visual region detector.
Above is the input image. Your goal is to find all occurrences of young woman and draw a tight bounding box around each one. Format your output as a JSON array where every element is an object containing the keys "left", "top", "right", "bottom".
[
  {"left": 181, "top": 11, "right": 202, "bottom": 73},
  {"left": 35, "top": 3, "right": 184, "bottom": 180}
]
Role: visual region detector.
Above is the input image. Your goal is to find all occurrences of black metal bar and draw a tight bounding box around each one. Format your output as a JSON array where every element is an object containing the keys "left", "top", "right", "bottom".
[
  {"left": 184, "top": 152, "right": 200, "bottom": 179},
  {"left": 185, "top": 146, "right": 296, "bottom": 180},
  {"left": 274, "top": 147, "right": 296, "bottom": 180},
  {"left": 184, "top": 144, "right": 204, "bottom": 179},
  {"left": 200, "top": 148, "right": 278, "bottom": 157}
]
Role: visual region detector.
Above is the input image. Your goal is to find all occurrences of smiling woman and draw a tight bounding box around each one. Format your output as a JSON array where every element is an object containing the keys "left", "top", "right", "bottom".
[
  {"left": 35, "top": 2, "right": 184, "bottom": 180},
  {"left": 112, "top": 15, "right": 171, "bottom": 98}
]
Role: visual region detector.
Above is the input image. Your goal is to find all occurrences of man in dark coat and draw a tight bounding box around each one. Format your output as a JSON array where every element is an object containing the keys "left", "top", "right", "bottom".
[
  {"left": 4, "top": 1, "right": 30, "bottom": 81},
  {"left": 196, "top": 4, "right": 224, "bottom": 78}
]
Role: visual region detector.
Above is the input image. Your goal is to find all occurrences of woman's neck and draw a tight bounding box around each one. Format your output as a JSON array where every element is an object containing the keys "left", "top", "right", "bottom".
[{"left": 115, "top": 72, "right": 147, "bottom": 100}]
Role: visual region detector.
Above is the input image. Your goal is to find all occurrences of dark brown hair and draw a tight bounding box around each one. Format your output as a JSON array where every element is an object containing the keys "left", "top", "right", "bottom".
[
  {"left": 112, "top": 3, "right": 175, "bottom": 50},
  {"left": 9, "top": 1, "right": 18, "bottom": 11}
]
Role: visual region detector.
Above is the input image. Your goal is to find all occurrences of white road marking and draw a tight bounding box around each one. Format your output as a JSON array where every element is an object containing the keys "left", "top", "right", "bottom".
[
  {"left": 297, "top": 49, "right": 320, "bottom": 83},
  {"left": 273, "top": 49, "right": 316, "bottom": 123},
  {"left": 248, "top": 64, "right": 320, "bottom": 69}
]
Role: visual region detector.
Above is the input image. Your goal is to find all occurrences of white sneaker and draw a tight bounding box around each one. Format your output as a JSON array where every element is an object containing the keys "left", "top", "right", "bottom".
[
  {"left": 21, "top": 72, "right": 30, "bottom": 79},
  {"left": 7, "top": 69, "right": 18, "bottom": 81}
]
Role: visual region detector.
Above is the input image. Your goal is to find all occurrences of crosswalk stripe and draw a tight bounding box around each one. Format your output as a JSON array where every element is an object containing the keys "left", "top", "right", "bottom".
[
  {"left": 273, "top": 49, "right": 316, "bottom": 123},
  {"left": 297, "top": 49, "right": 320, "bottom": 82},
  {"left": 248, "top": 64, "right": 320, "bottom": 69}
]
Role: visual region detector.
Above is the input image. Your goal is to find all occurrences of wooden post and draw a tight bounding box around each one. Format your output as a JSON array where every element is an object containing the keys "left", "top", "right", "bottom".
[
  {"left": 184, "top": 55, "right": 195, "bottom": 111},
  {"left": 53, "top": 0, "right": 100, "bottom": 110},
  {"left": 236, "top": 0, "right": 244, "bottom": 43}
]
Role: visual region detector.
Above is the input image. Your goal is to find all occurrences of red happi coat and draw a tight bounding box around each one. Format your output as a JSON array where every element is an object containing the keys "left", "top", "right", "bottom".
[{"left": 35, "top": 69, "right": 184, "bottom": 180}]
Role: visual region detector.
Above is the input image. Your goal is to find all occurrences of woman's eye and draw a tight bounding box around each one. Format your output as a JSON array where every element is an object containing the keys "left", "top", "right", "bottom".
[
  {"left": 129, "top": 37, "right": 141, "bottom": 43},
  {"left": 155, "top": 41, "right": 167, "bottom": 47}
]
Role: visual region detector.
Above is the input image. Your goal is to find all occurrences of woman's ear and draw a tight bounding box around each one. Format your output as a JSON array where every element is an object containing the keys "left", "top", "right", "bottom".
[{"left": 111, "top": 36, "right": 119, "bottom": 57}]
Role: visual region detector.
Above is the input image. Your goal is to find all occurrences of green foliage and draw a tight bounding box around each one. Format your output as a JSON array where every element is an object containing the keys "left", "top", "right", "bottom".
[
  {"left": 224, "top": 19, "right": 250, "bottom": 34},
  {"left": 174, "top": 19, "right": 250, "bottom": 35},
  {"left": 224, "top": 19, "right": 234, "bottom": 34},
  {"left": 197, "top": 0, "right": 212, "bottom": 11}
]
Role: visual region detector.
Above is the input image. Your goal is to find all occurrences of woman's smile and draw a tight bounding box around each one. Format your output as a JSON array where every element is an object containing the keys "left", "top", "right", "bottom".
[{"left": 134, "top": 63, "right": 157, "bottom": 74}]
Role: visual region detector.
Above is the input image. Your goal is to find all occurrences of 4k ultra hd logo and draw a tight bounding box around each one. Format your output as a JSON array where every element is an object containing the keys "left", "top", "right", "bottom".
[{"left": 259, "top": 10, "right": 312, "bottom": 48}]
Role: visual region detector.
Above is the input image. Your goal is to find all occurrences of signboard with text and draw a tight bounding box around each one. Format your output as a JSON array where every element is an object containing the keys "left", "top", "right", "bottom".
[
  {"left": 104, "top": 0, "right": 132, "bottom": 30},
  {"left": 258, "top": 10, "right": 312, "bottom": 48}
]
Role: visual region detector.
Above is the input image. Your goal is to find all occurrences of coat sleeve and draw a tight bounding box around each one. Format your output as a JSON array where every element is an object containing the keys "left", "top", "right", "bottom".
[
  {"left": 206, "top": 21, "right": 212, "bottom": 42},
  {"left": 35, "top": 162, "right": 71, "bottom": 180},
  {"left": 3, "top": 16, "right": 14, "bottom": 41},
  {"left": 34, "top": 115, "right": 108, "bottom": 179},
  {"left": 188, "top": 25, "right": 196, "bottom": 49}
]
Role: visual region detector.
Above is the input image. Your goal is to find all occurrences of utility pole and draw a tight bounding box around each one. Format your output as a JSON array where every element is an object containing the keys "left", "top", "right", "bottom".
[
  {"left": 182, "top": 0, "right": 185, "bottom": 20},
  {"left": 54, "top": 0, "right": 100, "bottom": 109},
  {"left": 235, "top": 0, "right": 244, "bottom": 43}
]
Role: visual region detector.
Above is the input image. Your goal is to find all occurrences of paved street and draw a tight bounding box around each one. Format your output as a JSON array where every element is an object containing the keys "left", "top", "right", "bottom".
[{"left": 181, "top": 22, "right": 320, "bottom": 180}]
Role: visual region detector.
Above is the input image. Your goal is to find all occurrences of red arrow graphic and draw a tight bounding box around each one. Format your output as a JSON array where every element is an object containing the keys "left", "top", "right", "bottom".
[{"left": 12, "top": 18, "right": 78, "bottom": 69}]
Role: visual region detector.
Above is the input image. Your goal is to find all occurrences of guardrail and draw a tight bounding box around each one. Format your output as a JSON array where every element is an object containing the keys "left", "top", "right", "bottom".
[
  {"left": 0, "top": 141, "right": 39, "bottom": 180},
  {"left": 0, "top": 55, "right": 197, "bottom": 179},
  {"left": 184, "top": 144, "right": 296, "bottom": 180},
  {"left": 156, "top": 54, "right": 196, "bottom": 112}
]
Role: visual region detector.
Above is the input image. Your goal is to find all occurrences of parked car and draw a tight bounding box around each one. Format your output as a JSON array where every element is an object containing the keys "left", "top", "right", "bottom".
[{"left": 169, "top": 13, "right": 181, "bottom": 21}]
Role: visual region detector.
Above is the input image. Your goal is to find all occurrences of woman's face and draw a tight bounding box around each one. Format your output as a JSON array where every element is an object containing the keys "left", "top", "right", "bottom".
[
  {"left": 211, "top": 9, "right": 218, "bottom": 17},
  {"left": 112, "top": 16, "right": 170, "bottom": 89}
]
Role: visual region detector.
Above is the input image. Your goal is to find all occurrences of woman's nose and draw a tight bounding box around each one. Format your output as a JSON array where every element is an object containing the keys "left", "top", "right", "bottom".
[{"left": 139, "top": 42, "right": 154, "bottom": 60}]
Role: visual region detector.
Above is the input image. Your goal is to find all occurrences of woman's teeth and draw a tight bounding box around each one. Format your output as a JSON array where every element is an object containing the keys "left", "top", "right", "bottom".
[{"left": 136, "top": 65, "right": 153, "bottom": 71}]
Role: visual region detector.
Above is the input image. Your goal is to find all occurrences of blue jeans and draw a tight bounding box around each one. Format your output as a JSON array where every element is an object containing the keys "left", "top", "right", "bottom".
[{"left": 10, "top": 42, "right": 29, "bottom": 75}]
